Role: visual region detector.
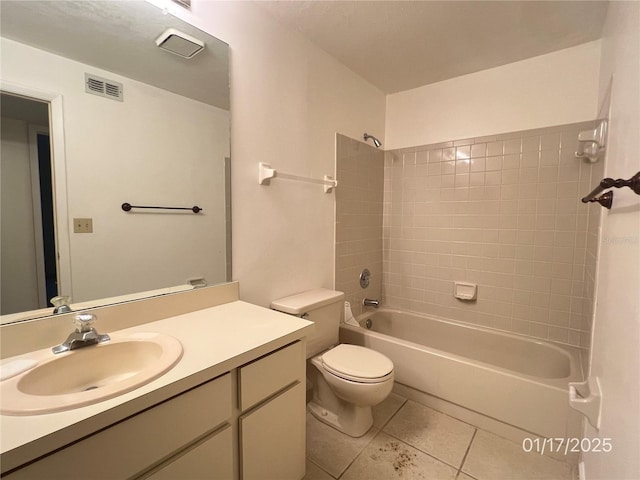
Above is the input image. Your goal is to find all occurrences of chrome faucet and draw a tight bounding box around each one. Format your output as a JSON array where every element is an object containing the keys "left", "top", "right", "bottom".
[
  {"left": 52, "top": 313, "right": 110, "bottom": 354},
  {"left": 362, "top": 298, "right": 380, "bottom": 308}
]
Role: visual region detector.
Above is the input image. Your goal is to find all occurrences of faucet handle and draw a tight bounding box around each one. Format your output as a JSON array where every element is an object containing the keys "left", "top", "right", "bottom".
[
  {"left": 74, "top": 313, "right": 97, "bottom": 332},
  {"left": 51, "top": 296, "right": 70, "bottom": 307},
  {"left": 51, "top": 295, "right": 73, "bottom": 314}
]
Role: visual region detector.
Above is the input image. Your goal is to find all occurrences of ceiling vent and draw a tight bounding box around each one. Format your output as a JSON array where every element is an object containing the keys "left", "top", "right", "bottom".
[
  {"left": 171, "top": 0, "right": 191, "bottom": 9},
  {"left": 155, "top": 28, "right": 204, "bottom": 59},
  {"left": 85, "top": 73, "right": 123, "bottom": 102}
]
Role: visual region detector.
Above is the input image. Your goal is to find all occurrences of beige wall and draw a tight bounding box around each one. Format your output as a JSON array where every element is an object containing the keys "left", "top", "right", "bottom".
[
  {"left": 583, "top": 1, "right": 640, "bottom": 478},
  {"left": 383, "top": 122, "right": 603, "bottom": 350},
  {"left": 335, "top": 135, "right": 384, "bottom": 316},
  {"left": 164, "top": 2, "right": 387, "bottom": 306},
  {"left": 385, "top": 41, "right": 601, "bottom": 150},
  {"left": 1, "top": 38, "right": 229, "bottom": 303}
]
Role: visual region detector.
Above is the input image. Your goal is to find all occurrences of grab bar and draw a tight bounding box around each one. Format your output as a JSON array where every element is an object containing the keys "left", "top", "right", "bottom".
[{"left": 581, "top": 172, "right": 640, "bottom": 209}]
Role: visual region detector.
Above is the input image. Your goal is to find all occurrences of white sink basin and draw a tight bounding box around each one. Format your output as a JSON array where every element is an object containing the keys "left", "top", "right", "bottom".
[{"left": 0, "top": 332, "right": 182, "bottom": 415}]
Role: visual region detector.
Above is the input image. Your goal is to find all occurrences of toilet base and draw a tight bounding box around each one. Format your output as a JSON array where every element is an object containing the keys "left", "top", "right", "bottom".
[{"left": 308, "top": 400, "right": 373, "bottom": 438}]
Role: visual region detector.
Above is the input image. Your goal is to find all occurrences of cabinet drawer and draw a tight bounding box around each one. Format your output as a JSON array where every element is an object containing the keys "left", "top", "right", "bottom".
[
  {"left": 239, "top": 341, "right": 304, "bottom": 411},
  {"left": 144, "top": 424, "right": 233, "bottom": 480},
  {"left": 5, "top": 374, "right": 232, "bottom": 480}
]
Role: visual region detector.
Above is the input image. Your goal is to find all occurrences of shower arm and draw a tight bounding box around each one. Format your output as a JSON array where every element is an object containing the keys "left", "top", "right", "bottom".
[{"left": 363, "top": 133, "right": 382, "bottom": 148}]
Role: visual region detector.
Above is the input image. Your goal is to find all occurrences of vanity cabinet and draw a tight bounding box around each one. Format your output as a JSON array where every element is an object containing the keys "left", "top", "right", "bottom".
[
  {"left": 2, "top": 340, "right": 306, "bottom": 480},
  {"left": 4, "top": 373, "right": 233, "bottom": 480},
  {"left": 238, "top": 341, "right": 306, "bottom": 480},
  {"left": 240, "top": 383, "right": 305, "bottom": 480},
  {"left": 144, "top": 425, "right": 234, "bottom": 480}
]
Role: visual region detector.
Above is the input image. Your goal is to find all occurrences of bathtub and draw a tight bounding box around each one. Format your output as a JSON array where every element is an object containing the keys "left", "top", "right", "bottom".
[{"left": 339, "top": 308, "right": 584, "bottom": 439}]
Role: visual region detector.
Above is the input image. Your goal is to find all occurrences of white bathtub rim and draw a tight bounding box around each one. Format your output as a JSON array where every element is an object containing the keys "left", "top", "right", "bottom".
[
  {"left": 358, "top": 307, "right": 581, "bottom": 356},
  {"left": 356, "top": 307, "right": 583, "bottom": 379},
  {"left": 342, "top": 320, "right": 581, "bottom": 391}
]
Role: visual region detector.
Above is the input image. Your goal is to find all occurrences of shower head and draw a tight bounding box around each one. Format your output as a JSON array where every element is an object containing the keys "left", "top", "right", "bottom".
[{"left": 363, "top": 133, "right": 382, "bottom": 148}]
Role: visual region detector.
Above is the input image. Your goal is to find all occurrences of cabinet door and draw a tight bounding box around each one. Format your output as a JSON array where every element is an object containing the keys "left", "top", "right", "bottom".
[
  {"left": 240, "top": 382, "right": 305, "bottom": 480},
  {"left": 145, "top": 425, "right": 233, "bottom": 480}
]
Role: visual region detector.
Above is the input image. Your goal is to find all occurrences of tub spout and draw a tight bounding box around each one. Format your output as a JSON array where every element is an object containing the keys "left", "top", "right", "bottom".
[{"left": 363, "top": 298, "right": 379, "bottom": 308}]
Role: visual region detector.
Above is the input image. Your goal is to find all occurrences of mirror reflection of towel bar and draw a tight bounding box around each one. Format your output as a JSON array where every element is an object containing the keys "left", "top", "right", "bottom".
[{"left": 121, "top": 203, "right": 202, "bottom": 213}]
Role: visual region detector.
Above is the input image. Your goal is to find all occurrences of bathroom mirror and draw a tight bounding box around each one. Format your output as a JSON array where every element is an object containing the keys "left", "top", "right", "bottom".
[{"left": 0, "top": 1, "right": 230, "bottom": 324}]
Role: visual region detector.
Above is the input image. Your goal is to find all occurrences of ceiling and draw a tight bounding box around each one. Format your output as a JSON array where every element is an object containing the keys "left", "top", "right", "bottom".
[
  {"left": 256, "top": 0, "right": 609, "bottom": 94},
  {"left": 0, "top": 1, "right": 229, "bottom": 110}
]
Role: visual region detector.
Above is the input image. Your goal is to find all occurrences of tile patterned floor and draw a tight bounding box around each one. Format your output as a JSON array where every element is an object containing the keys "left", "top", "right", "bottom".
[{"left": 304, "top": 394, "right": 573, "bottom": 480}]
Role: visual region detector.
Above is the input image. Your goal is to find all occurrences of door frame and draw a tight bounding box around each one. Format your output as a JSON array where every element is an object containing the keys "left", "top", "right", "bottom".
[
  {"left": 28, "top": 123, "right": 50, "bottom": 307},
  {"left": 1, "top": 80, "right": 73, "bottom": 301}
]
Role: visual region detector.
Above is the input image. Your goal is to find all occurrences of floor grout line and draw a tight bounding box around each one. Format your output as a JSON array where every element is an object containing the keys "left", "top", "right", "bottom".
[
  {"left": 397, "top": 397, "right": 489, "bottom": 434},
  {"left": 380, "top": 398, "right": 479, "bottom": 472},
  {"left": 307, "top": 393, "right": 575, "bottom": 480},
  {"left": 335, "top": 428, "right": 385, "bottom": 479},
  {"left": 376, "top": 395, "right": 408, "bottom": 430},
  {"left": 382, "top": 430, "right": 463, "bottom": 473},
  {"left": 307, "top": 394, "right": 485, "bottom": 479},
  {"left": 395, "top": 395, "right": 576, "bottom": 467},
  {"left": 309, "top": 396, "right": 409, "bottom": 480},
  {"left": 456, "top": 470, "right": 480, "bottom": 480},
  {"left": 306, "top": 456, "right": 338, "bottom": 479},
  {"left": 457, "top": 428, "right": 478, "bottom": 477}
]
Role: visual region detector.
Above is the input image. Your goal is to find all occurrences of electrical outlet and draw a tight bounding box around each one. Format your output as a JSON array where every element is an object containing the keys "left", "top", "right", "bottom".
[{"left": 74, "top": 218, "right": 93, "bottom": 233}]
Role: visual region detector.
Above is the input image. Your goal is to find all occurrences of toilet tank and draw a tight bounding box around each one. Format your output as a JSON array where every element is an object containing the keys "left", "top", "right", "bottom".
[{"left": 271, "top": 289, "right": 345, "bottom": 358}]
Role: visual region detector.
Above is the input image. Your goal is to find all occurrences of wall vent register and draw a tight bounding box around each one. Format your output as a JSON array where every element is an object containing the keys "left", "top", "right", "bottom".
[{"left": 85, "top": 73, "right": 123, "bottom": 102}]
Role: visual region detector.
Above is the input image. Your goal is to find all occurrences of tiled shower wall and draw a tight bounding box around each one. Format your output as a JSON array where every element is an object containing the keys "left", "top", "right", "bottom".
[
  {"left": 382, "top": 122, "right": 603, "bottom": 350},
  {"left": 335, "top": 134, "right": 384, "bottom": 316}
]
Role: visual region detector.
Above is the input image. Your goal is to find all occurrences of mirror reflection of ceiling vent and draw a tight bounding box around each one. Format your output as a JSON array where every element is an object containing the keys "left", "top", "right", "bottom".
[
  {"left": 155, "top": 28, "right": 204, "bottom": 59},
  {"left": 85, "top": 73, "right": 123, "bottom": 102},
  {"left": 171, "top": 0, "right": 191, "bottom": 9}
]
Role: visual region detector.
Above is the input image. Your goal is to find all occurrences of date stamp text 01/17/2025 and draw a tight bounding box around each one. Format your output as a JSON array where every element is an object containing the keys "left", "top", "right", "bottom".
[{"left": 523, "top": 438, "right": 613, "bottom": 456}]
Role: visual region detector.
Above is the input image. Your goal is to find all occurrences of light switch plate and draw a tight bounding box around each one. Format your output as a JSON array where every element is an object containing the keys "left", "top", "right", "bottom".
[{"left": 74, "top": 218, "right": 93, "bottom": 233}]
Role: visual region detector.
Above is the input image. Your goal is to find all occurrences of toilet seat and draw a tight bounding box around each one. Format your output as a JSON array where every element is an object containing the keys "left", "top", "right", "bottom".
[{"left": 321, "top": 344, "right": 393, "bottom": 384}]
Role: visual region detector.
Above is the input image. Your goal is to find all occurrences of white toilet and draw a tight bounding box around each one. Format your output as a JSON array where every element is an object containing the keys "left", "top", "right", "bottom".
[{"left": 271, "top": 289, "right": 394, "bottom": 437}]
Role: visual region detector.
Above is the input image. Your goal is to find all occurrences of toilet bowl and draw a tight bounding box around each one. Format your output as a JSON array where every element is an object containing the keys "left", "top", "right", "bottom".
[
  {"left": 308, "top": 344, "right": 394, "bottom": 437},
  {"left": 270, "top": 289, "right": 395, "bottom": 437}
]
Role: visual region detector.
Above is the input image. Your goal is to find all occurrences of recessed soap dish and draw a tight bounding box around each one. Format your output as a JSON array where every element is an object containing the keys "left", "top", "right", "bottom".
[{"left": 454, "top": 282, "right": 477, "bottom": 301}]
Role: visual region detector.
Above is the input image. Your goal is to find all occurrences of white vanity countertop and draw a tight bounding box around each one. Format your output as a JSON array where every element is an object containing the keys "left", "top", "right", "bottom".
[{"left": 0, "top": 300, "right": 313, "bottom": 472}]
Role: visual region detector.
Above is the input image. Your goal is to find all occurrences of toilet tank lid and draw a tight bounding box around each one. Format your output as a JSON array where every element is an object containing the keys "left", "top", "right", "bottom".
[{"left": 271, "top": 289, "right": 345, "bottom": 315}]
